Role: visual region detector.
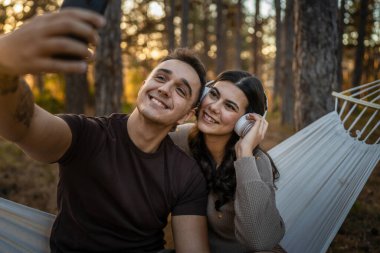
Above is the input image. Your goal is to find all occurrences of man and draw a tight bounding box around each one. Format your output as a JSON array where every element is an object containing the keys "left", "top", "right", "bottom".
[{"left": 0, "top": 9, "right": 209, "bottom": 253}]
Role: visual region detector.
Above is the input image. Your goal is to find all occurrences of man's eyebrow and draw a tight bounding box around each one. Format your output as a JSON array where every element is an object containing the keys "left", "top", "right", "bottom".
[
  {"left": 156, "top": 68, "right": 193, "bottom": 97},
  {"left": 156, "top": 68, "right": 172, "bottom": 75}
]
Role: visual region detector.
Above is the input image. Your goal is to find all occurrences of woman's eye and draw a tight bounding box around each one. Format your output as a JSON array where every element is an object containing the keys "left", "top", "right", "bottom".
[
  {"left": 225, "top": 103, "right": 237, "bottom": 112},
  {"left": 209, "top": 90, "right": 218, "bottom": 99}
]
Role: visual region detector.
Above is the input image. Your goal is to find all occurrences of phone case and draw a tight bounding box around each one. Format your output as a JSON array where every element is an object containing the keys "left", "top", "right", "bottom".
[
  {"left": 61, "top": 0, "right": 108, "bottom": 15},
  {"left": 56, "top": 0, "right": 108, "bottom": 60}
]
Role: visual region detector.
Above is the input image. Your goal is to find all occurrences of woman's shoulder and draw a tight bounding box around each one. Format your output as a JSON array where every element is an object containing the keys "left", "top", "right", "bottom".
[
  {"left": 169, "top": 123, "right": 195, "bottom": 138},
  {"left": 169, "top": 123, "right": 195, "bottom": 155},
  {"left": 176, "top": 122, "right": 195, "bottom": 132}
]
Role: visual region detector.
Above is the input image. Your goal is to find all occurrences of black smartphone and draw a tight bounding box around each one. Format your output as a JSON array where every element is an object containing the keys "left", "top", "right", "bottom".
[
  {"left": 61, "top": 0, "right": 108, "bottom": 15},
  {"left": 57, "top": 0, "right": 108, "bottom": 60}
]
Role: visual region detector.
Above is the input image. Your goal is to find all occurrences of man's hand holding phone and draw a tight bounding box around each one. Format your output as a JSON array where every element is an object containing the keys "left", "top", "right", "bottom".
[
  {"left": 57, "top": 0, "right": 108, "bottom": 60},
  {"left": 0, "top": 8, "right": 106, "bottom": 76}
]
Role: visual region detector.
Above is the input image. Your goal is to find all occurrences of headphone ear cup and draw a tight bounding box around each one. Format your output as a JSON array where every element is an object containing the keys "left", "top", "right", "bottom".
[
  {"left": 200, "top": 87, "right": 211, "bottom": 102},
  {"left": 234, "top": 114, "right": 255, "bottom": 137},
  {"left": 200, "top": 80, "right": 215, "bottom": 102}
]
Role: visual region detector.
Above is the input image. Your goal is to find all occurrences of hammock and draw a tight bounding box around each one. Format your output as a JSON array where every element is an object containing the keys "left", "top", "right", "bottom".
[
  {"left": 272, "top": 80, "right": 380, "bottom": 252},
  {"left": 1, "top": 81, "right": 379, "bottom": 253}
]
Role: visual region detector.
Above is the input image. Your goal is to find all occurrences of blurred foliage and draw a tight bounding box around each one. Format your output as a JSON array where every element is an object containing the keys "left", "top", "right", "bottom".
[
  {"left": 34, "top": 90, "right": 64, "bottom": 114},
  {"left": 0, "top": 0, "right": 61, "bottom": 32},
  {"left": 121, "top": 102, "right": 135, "bottom": 114},
  {"left": 0, "top": 0, "right": 378, "bottom": 109},
  {"left": 0, "top": 1, "right": 379, "bottom": 251}
]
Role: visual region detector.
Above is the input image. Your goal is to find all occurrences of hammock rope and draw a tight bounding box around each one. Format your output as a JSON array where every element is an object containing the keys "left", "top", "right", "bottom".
[{"left": 0, "top": 80, "right": 379, "bottom": 253}]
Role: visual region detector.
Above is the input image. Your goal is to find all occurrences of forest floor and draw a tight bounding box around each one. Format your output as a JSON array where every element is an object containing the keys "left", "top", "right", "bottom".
[{"left": 0, "top": 113, "right": 379, "bottom": 252}]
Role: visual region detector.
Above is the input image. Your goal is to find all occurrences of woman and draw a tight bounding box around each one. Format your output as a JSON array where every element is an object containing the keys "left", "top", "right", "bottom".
[{"left": 169, "top": 70, "right": 285, "bottom": 252}]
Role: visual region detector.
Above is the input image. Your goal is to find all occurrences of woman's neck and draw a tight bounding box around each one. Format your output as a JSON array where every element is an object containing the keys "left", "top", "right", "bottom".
[{"left": 204, "top": 134, "right": 231, "bottom": 167}]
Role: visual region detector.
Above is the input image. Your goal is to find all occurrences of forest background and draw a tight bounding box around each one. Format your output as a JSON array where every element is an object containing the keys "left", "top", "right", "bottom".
[{"left": 0, "top": 0, "right": 379, "bottom": 252}]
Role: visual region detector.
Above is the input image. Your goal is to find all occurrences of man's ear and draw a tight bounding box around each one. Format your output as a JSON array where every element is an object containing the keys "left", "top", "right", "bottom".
[{"left": 176, "top": 108, "right": 196, "bottom": 125}]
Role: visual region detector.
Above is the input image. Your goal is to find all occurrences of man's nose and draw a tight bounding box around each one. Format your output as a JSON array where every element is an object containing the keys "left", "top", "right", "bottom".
[{"left": 157, "top": 81, "right": 173, "bottom": 97}]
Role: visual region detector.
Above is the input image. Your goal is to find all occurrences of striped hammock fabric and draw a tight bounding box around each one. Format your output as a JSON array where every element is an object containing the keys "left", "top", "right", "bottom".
[
  {"left": 1, "top": 81, "right": 379, "bottom": 253},
  {"left": 273, "top": 80, "right": 380, "bottom": 252}
]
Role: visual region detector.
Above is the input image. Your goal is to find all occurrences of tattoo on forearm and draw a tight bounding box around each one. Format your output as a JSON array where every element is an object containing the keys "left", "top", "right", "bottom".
[
  {"left": 14, "top": 80, "right": 34, "bottom": 127},
  {"left": 0, "top": 74, "right": 19, "bottom": 95}
]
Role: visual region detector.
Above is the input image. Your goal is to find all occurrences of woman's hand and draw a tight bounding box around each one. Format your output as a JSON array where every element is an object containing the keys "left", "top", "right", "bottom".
[
  {"left": 235, "top": 113, "right": 268, "bottom": 158},
  {"left": 0, "top": 9, "right": 105, "bottom": 76}
]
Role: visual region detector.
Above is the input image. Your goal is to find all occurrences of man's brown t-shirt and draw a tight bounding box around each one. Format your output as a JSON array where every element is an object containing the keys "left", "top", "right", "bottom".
[{"left": 51, "top": 114, "right": 207, "bottom": 253}]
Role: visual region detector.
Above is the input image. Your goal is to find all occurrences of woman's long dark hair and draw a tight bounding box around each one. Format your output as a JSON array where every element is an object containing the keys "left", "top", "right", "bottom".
[{"left": 189, "top": 70, "right": 280, "bottom": 211}]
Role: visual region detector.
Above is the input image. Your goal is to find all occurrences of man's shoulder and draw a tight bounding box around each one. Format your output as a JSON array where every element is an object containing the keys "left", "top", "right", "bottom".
[
  {"left": 57, "top": 112, "right": 128, "bottom": 119},
  {"left": 164, "top": 136, "right": 202, "bottom": 176},
  {"left": 165, "top": 135, "right": 196, "bottom": 163},
  {"left": 57, "top": 113, "right": 128, "bottom": 128}
]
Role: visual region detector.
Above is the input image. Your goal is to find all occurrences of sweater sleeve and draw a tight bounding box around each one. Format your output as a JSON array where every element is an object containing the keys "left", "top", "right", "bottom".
[{"left": 233, "top": 151, "right": 285, "bottom": 251}]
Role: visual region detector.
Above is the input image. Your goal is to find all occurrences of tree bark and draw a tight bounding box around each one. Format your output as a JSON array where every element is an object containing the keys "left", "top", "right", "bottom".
[
  {"left": 336, "top": 0, "right": 346, "bottom": 92},
  {"left": 252, "top": 0, "right": 261, "bottom": 75},
  {"left": 374, "top": 46, "right": 380, "bottom": 81},
  {"left": 64, "top": 73, "right": 88, "bottom": 114},
  {"left": 181, "top": 0, "right": 189, "bottom": 48},
  {"left": 95, "top": 0, "right": 123, "bottom": 116},
  {"left": 165, "top": 0, "right": 175, "bottom": 51},
  {"left": 202, "top": 0, "right": 211, "bottom": 68},
  {"left": 280, "top": 0, "right": 295, "bottom": 127},
  {"left": 293, "top": 0, "right": 338, "bottom": 130},
  {"left": 273, "top": 0, "right": 282, "bottom": 111},
  {"left": 33, "top": 74, "right": 44, "bottom": 95},
  {"left": 216, "top": 0, "right": 225, "bottom": 74},
  {"left": 235, "top": 0, "right": 242, "bottom": 69},
  {"left": 351, "top": 0, "right": 369, "bottom": 86}
]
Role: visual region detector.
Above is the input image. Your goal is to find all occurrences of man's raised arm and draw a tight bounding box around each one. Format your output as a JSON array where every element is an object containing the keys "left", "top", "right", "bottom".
[{"left": 0, "top": 9, "right": 105, "bottom": 163}]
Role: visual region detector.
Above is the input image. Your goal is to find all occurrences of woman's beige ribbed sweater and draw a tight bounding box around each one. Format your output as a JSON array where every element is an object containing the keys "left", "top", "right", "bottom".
[{"left": 169, "top": 123, "right": 285, "bottom": 253}]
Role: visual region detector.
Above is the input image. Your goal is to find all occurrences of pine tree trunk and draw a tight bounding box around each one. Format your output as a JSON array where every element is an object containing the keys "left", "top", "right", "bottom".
[
  {"left": 181, "top": 0, "right": 189, "bottom": 48},
  {"left": 202, "top": 0, "right": 211, "bottom": 68},
  {"left": 33, "top": 74, "right": 44, "bottom": 95},
  {"left": 235, "top": 0, "right": 242, "bottom": 69},
  {"left": 165, "top": 0, "right": 175, "bottom": 51},
  {"left": 273, "top": 0, "right": 282, "bottom": 111},
  {"left": 375, "top": 47, "right": 380, "bottom": 81},
  {"left": 252, "top": 0, "right": 261, "bottom": 75},
  {"left": 351, "top": 0, "right": 369, "bottom": 86},
  {"left": 216, "top": 0, "right": 225, "bottom": 74},
  {"left": 280, "top": 0, "right": 295, "bottom": 127},
  {"left": 65, "top": 73, "right": 88, "bottom": 114},
  {"left": 293, "top": 0, "right": 338, "bottom": 130},
  {"left": 95, "top": 0, "right": 123, "bottom": 116},
  {"left": 336, "top": 0, "right": 346, "bottom": 91},
  {"left": 191, "top": 9, "right": 196, "bottom": 48}
]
